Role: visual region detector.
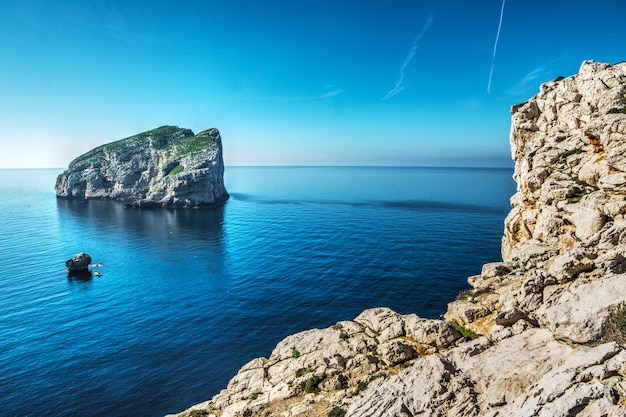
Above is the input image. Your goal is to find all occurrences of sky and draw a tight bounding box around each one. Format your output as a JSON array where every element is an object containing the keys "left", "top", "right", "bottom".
[{"left": 1, "top": 0, "right": 625, "bottom": 169}]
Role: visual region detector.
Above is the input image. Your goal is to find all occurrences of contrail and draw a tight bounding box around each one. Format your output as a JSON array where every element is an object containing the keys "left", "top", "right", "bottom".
[
  {"left": 487, "top": 0, "right": 506, "bottom": 95},
  {"left": 383, "top": 11, "right": 434, "bottom": 101}
]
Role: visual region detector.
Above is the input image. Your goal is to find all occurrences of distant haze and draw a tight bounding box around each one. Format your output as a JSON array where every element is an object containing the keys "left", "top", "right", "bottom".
[{"left": 1, "top": 1, "right": 624, "bottom": 168}]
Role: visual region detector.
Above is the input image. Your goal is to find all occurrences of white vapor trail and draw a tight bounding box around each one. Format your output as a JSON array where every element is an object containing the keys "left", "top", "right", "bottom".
[
  {"left": 383, "top": 11, "right": 434, "bottom": 101},
  {"left": 487, "top": 0, "right": 507, "bottom": 95}
]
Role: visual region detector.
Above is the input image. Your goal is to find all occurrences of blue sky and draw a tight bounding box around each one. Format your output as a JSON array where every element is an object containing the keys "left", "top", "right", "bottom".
[{"left": 1, "top": 0, "right": 624, "bottom": 168}]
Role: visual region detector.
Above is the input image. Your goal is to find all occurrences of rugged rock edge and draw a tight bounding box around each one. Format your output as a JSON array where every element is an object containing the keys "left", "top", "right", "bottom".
[
  {"left": 170, "top": 61, "right": 626, "bottom": 417},
  {"left": 55, "top": 125, "right": 228, "bottom": 208}
]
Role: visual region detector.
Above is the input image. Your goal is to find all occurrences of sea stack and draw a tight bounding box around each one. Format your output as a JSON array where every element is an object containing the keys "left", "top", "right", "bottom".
[
  {"left": 169, "top": 61, "right": 626, "bottom": 416},
  {"left": 55, "top": 126, "right": 228, "bottom": 208},
  {"left": 65, "top": 252, "right": 91, "bottom": 272}
]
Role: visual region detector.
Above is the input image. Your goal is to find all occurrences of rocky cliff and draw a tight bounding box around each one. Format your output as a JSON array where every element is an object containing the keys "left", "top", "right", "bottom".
[
  {"left": 170, "top": 61, "right": 626, "bottom": 417},
  {"left": 55, "top": 126, "right": 228, "bottom": 208}
]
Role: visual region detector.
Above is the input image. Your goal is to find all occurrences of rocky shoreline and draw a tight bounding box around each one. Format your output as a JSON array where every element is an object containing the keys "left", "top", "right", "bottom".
[{"left": 170, "top": 61, "right": 626, "bottom": 417}]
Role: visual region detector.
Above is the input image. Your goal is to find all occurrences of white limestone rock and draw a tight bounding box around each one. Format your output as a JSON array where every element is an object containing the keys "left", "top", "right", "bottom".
[
  {"left": 486, "top": 343, "right": 626, "bottom": 417},
  {"left": 346, "top": 355, "right": 479, "bottom": 417},
  {"left": 404, "top": 315, "right": 461, "bottom": 348},
  {"left": 504, "top": 60, "right": 626, "bottom": 258},
  {"left": 534, "top": 274, "right": 626, "bottom": 343},
  {"left": 353, "top": 307, "right": 405, "bottom": 341},
  {"left": 346, "top": 330, "right": 626, "bottom": 417}
]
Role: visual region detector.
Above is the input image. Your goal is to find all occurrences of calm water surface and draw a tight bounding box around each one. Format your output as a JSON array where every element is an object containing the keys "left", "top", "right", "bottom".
[{"left": 0, "top": 166, "right": 515, "bottom": 416}]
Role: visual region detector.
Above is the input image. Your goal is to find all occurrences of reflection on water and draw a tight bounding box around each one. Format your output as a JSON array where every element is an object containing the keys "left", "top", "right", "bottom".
[
  {"left": 55, "top": 197, "right": 228, "bottom": 287},
  {"left": 66, "top": 269, "right": 93, "bottom": 281},
  {"left": 56, "top": 198, "right": 226, "bottom": 243}
]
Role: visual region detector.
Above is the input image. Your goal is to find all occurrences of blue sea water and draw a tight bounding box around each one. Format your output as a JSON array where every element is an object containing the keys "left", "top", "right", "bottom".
[{"left": 0, "top": 166, "right": 515, "bottom": 416}]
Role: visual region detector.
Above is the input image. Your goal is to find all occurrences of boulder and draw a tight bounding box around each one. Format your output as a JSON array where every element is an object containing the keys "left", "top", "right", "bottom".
[{"left": 65, "top": 252, "right": 91, "bottom": 272}]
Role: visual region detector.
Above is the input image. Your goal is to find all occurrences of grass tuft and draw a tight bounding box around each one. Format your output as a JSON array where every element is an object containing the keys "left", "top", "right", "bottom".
[
  {"left": 452, "top": 323, "right": 479, "bottom": 340},
  {"left": 456, "top": 287, "right": 492, "bottom": 304},
  {"left": 608, "top": 107, "right": 626, "bottom": 114},
  {"left": 184, "top": 410, "right": 210, "bottom": 417},
  {"left": 167, "top": 165, "right": 184, "bottom": 176},
  {"left": 568, "top": 190, "right": 586, "bottom": 204}
]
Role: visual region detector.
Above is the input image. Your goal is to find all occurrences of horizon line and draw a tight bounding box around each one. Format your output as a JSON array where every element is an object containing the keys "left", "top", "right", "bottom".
[{"left": 0, "top": 163, "right": 514, "bottom": 171}]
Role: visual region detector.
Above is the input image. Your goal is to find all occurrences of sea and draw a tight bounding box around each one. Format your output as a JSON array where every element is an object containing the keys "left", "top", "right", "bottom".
[{"left": 0, "top": 166, "right": 515, "bottom": 416}]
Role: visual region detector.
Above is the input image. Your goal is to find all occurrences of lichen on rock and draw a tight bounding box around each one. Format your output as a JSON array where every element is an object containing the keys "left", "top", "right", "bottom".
[{"left": 55, "top": 125, "right": 228, "bottom": 208}]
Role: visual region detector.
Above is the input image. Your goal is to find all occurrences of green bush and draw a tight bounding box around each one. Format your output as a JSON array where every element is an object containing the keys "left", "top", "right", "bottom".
[
  {"left": 328, "top": 406, "right": 347, "bottom": 417},
  {"left": 339, "top": 329, "right": 349, "bottom": 341},
  {"left": 174, "top": 133, "right": 214, "bottom": 156},
  {"left": 304, "top": 376, "right": 320, "bottom": 394},
  {"left": 291, "top": 347, "right": 301, "bottom": 358},
  {"left": 608, "top": 107, "right": 626, "bottom": 114},
  {"left": 568, "top": 191, "right": 586, "bottom": 204},
  {"left": 356, "top": 380, "right": 369, "bottom": 393}
]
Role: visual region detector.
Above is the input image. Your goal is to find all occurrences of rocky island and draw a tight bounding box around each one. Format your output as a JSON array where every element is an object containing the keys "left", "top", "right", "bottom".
[
  {"left": 169, "top": 60, "right": 626, "bottom": 417},
  {"left": 55, "top": 126, "right": 228, "bottom": 208}
]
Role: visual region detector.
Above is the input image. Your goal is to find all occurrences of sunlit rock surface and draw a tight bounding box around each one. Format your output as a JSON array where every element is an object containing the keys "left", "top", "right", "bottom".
[{"left": 55, "top": 126, "right": 228, "bottom": 208}]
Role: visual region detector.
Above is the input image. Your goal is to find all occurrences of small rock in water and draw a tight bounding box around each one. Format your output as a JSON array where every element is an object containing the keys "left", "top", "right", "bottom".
[{"left": 65, "top": 252, "right": 92, "bottom": 272}]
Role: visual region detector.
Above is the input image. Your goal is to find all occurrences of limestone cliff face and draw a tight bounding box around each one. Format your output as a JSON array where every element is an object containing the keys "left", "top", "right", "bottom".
[
  {"left": 55, "top": 126, "right": 228, "bottom": 208},
  {"left": 169, "top": 61, "right": 626, "bottom": 417},
  {"left": 444, "top": 61, "right": 626, "bottom": 341},
  {"left": 503, "top": 60, "right": 626, "bottom": 260}
]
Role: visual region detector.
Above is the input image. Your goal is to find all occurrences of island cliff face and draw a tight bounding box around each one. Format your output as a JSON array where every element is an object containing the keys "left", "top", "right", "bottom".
[
  {"left": 170, "top": 61, "right": 626, "bottom": 417},
  {"left": 55, "top": 126, "right": 228, "bottom": 207}
]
